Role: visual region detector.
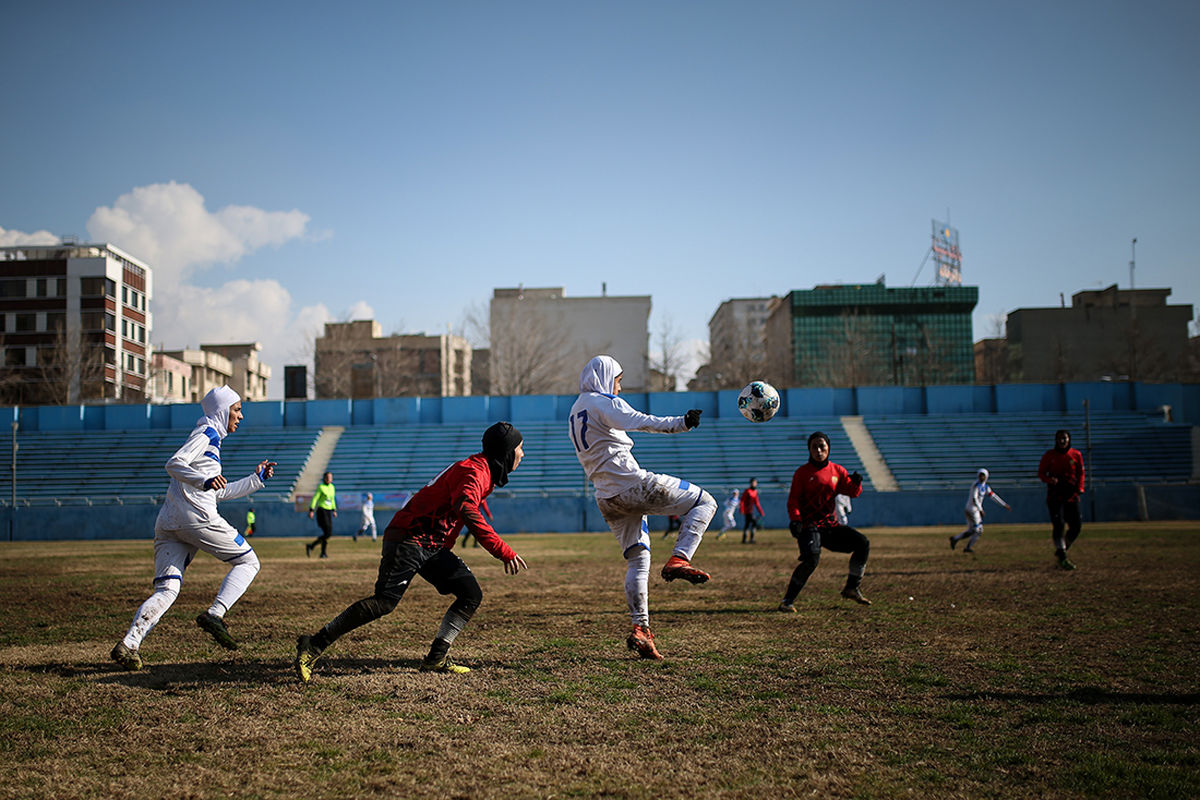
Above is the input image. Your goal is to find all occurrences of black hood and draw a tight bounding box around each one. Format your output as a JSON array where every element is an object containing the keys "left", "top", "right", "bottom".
[
  {"left": 807, "top": 430, "right": 830, "bottom": 468},
  {"left": 482, "top": 421, "right": 523, "bottom": 488}
]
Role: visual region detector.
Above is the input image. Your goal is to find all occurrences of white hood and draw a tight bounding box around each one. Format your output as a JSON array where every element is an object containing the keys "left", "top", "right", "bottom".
[
  {"left": 579, "top": 355, "right": 622, "bottom": 395},
  {"left": 198, "top": 385, "right": 241, "bottom": 439}
]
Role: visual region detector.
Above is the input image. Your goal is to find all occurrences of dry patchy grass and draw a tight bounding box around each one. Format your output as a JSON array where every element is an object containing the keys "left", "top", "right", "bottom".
[{"left": 1, "top": 522, "right": 1198, "bottom": 799}]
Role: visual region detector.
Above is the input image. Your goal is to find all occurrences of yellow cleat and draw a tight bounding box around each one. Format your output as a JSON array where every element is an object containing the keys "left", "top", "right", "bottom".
[
  {"left": 420, "top": 656, "right": 471, "bottom": 674},
  {"left": 295, "top": 635, "right": 322, "bottom": 683}
]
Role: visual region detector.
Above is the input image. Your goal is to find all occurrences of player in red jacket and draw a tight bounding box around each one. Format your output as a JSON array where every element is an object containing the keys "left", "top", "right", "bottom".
[
  {"left": 739, "top": 477, "right": 765, "bottom": 543},
  {"left": 294, "top": 422, "right": 528, "bottom": 681},
  {"left": 779, "top": 431, "right": 870, "bottom": 609},
  {"left": 1038, "top": 429, "right": 1086, "bottom": 570}
]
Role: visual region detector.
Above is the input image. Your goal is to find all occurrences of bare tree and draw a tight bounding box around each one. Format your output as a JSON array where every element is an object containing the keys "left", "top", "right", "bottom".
[
  {"left": 485, "top": 299, "right": 579, "bottom": 396},
  {"left": 34, "top": 323, "right": 106, "bottom": 404},
  {"left": 808, "top": 310, "right": 886, "bottom": 387},
  {"left": 648, "top": 314, "right": 686, "bottom": 391},
  {"left": 705, "top": 319, "right": 767, "bottom": 390}
]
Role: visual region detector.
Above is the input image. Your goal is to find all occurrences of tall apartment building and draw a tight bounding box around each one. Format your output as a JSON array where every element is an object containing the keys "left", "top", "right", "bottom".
[
  {"left": 0, "top": 242, "right": 152, "bottom": 404},
  {"left": 489, "top": 287, "right": 651, "bottom": 395},
  {"left": 765, "top": 283, "right": 978, "bottom": 387},
  {"left": 153, "top": 342, "right": 271, "bottom": 403},
  {"left": 314, "top": 320, "right": 471, "bottom": 398}
]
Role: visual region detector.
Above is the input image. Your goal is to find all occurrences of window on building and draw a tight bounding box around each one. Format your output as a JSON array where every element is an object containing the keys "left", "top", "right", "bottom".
[
  {"left": 0, "top": 279, "right": 25, "bottom": 298},
  {"left": 5, "top": 348, "right": 25, "bottom": 366},
  {"left": 105, "top": 313, "right": 115, "bottom": 332},
  {"left": 15, "top": 313, "right": 36, "bottom": 332},
  {"left": 36, "top": 278, "right": 47, "bottom": 298},
  {"left": 55, "top": 278, "right": 66, "bottom": 296}
]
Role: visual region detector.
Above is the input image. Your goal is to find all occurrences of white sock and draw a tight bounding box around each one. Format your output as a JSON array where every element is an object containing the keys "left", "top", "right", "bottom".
[
  {"left": 625, "top": 548, "right": 650, "bottom": 627},
  {"left": 123, "top": 580, "right": 180, "bottom": 649},
  {"left": 209, "top": 553, "right": 260, "bottom": 618}
]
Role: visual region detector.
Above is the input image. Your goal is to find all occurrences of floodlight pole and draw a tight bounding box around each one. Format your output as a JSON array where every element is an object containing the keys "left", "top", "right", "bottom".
[{"left": 9, "top": 421, "right": 16, "bottom": 542}]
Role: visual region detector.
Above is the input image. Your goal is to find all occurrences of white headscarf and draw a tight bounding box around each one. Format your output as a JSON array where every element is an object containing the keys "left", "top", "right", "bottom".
[
  {"left": 579, "top": 355, "right": 622, "bottom": 395},
  {"left": 976, "top": 468, "right": 989, "bottom": 483},
  {"left": 198, "top": 385, "right": 241, "bottom": 439}
]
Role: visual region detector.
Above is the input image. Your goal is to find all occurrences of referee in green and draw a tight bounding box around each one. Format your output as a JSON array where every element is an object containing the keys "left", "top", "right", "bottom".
[{"left": 306, "top": 471, "right": 338, "bottom": 558}]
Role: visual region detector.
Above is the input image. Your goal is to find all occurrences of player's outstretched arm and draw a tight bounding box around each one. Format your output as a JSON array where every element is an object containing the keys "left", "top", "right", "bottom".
[{"left": 504, "top": 554, "right": 528, "bottom": 575}]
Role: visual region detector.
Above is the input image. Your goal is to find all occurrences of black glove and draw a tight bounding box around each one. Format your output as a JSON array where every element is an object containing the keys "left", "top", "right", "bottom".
[
  {"left": 849, "top": 471, "right": 862, "bottom": 485},
  {"left": 684, "top": 409, "right": 702, "bottom": 429},
  {"left": 203, "top": 477, "right": 220, "bottom": 490}
]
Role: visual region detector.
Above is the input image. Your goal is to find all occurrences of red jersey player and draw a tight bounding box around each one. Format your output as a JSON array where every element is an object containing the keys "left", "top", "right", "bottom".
[
  {"left": 779, "top": 431, "right": 870, "bottom": 609},
  {"left": 739, "top": 477, "right": 765, "bottom": 543},
  {"left": 295, "top": 422, "right": 528, "bottom": 681},
  {"left": 1038, "top": 428, "right": 1086, "bottom": 570}
]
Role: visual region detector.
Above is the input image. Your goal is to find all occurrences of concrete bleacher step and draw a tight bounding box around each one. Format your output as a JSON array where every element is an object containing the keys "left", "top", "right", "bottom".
[
  {"left": 291, "top": 426, "right": 344, "bottom": 502},
  {"left": 841, "top": 416, "right": 898, "bottom": 492}
]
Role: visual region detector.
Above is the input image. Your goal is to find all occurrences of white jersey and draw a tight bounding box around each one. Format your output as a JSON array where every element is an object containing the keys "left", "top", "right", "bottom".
[
  {"left": 361, "top": 497, "right": 375, "bottom": 524},
  {"left": 569, "top": 355, "right": 689, "bottom": 499},
  {"left": 965, "top": 479, "right": 1007, "bottom": 514},
  {"left": 155, "top": 388, "right": 264, "bottom": 530}
]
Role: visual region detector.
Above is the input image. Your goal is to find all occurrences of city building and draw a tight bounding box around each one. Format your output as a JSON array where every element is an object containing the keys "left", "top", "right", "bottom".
[
  {"left": 0, "top": 242, "right": 152, "bottom": 404},
  {"left": 693, "top": 297, "right": 775, "bottom": 390},
  {"left": 151, "top": 351, "right": 192, "bottom": 403},
  {"left": 313, "top": 320, "right": 471, "bottom": 398},
  {"left": 488, "top": 287, "right": 651, "bottom": 394},
  {"left": 765, "top": 283, "right": 978, "bottom": 387},
  {"left": 1005, "top": 285, "right": 1193, "bottom": 382},
  {"left": 196, "top": 342, "right": 271, "bottom": 401}
]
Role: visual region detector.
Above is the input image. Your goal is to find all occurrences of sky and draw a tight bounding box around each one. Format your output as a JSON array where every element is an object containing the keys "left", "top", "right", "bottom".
[{"left": 2, "top": 0, "right": 1197, "bottom": 398}]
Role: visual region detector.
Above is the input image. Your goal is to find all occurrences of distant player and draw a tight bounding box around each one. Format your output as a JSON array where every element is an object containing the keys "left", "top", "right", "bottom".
[
  {"left": 295, "top": 422, "right": 528, "bottom": 681},
  {"left": 1039, "top": 429, "right": 1086, "bottom": 570},
  {"left": 110, "top": 386, "right": 275, "bottom": 670},
  {"left": 779, "top": 431, "right": 870, "bottom": 610},
  {"left": 716, "top": 490, "right": 739, "bottom": 540},
  {"left": 569, "top": 355, "right": 716, "bottom": 660},
  {"left": 244, "top": 507, "right": 256, "bottom": 538},
  {"left": 740, "top": 477, "right": 765, "bottom": 543},
  {"left": 834, "top": 493, "right": 852, "bottom": 527},
  {"left": 949, "top": 468, "right": 1011, "bottom": 553},
  {"left": 356, "top": 492, "right": 377, "bottom": 542}
]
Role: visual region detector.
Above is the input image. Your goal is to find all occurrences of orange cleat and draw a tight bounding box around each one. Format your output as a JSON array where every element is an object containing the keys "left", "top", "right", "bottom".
[
  {"left": 661, "top": 555, "right": 710, "bottom": 584},
  {"left": 626, "top": 624, "right": 664, "bottom": 660}
]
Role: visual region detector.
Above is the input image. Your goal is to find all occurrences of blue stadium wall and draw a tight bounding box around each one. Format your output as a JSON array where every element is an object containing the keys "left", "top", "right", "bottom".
[{"left": 2, "top": 381, "right": 1197, "bottom": 541}]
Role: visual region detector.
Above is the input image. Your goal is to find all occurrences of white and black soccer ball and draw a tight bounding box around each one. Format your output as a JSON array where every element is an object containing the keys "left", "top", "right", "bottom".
[{"left": 737, "top": 380, "right": 780, "bottom": 423}]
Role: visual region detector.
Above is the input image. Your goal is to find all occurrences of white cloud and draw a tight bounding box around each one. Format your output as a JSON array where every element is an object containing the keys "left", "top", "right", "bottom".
[
  {"left": 86, "top": 181, "right": 310, "bottom": 290},
  {"left": 0, "top": 226, "right": 59, "bottom": 246}
]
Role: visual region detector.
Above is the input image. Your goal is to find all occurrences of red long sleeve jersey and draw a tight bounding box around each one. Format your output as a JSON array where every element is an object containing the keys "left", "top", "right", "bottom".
[
  {"left": 383, "top": 453, "right": 515, "bottom": 562},
  {"left": 1038, "top": 448, "right": 1085, "bottom": 501},
  {"left": 787, "top": 461, "right": 862, "bottom": 531},
  {"left": 739, "top": 488, "right": 764, "bottom": 515}
]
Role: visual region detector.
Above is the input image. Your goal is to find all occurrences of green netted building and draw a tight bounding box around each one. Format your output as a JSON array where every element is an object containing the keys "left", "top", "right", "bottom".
[{"left": 765, "top": 283, "right": 978, "bottom": 387}]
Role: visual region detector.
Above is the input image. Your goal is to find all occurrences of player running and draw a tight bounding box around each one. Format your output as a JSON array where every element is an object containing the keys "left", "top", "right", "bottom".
[
  {"left": 569, "top": 355, "right": 716, "bottom": 660},
  {"left": 294, "top": 422, "right": 527, "bottom": 681},
  {"left": 778, "top": 431, "right": 870, "bottom": 610},
  {"left": 949, "top": 468, "right": 1011, "bottom": 553},
  {"left": 110, "top": 386, "right": 276, "bottom": 670},
  {"left": 1039, "top": 429, "right": 1086, "bottom": 570}
]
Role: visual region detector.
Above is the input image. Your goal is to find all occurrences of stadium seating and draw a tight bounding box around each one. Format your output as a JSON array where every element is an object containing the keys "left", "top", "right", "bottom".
[
  {"left": 863, "top": 411, "right": 1192, "bottom": 490},
  {"left": 2, "top": 427, "right": 320, "bottom": 505},
  {"left": 322, "top": 416, "right": 869, "bottom": 498}
]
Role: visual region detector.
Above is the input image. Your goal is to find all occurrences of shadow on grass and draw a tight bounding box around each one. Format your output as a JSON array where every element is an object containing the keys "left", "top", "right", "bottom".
[
  {"left": 944, "top": 687, "right": 1200, "bottom": 706},
  {"left": 17, "top": 656, "right": 519, "bottom": 688}
]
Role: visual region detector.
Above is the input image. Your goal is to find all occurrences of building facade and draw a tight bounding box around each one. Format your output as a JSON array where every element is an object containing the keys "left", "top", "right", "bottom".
[
  {"left": 314, "top": 320, "right": 471, "bottom": 399},
  {"left": 489, "top": 287, "right": 651, "bottom": 395},
  {"left": 0, "top": 242, "right": 152, "bottom": 404},
  {"left": 694, "top": 297, "right": 775, "bottom": 390},
  {"left": 765, "top": 283, "right": 978, "bottom": 387},
  {"left": 152, "top": 342, "right": 271, "bottom": 403},
  {"left": 1006, "top": 285, "right": 1193, "bottom": 383}
]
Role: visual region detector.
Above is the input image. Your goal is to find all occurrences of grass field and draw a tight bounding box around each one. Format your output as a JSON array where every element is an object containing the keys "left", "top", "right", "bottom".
[{"left": 2, "top": 522, "right": 1198, "bottom": 799}]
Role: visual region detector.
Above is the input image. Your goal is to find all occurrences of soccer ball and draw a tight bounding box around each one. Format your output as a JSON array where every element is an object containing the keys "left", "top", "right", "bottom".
[{"left": 737, "top": 381, "right": 780, "bottom": 423}]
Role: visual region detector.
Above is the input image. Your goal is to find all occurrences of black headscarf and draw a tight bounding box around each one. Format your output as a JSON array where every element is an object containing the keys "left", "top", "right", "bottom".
[
  {"left": 482, "top": 421, "right": 523, "bottom": 488},
  {"left": 1055, "top": 429, "right": 1071, "bottom": 453},
  {"left": 807, "top": 431, "right": 830, "bottom": 468}
]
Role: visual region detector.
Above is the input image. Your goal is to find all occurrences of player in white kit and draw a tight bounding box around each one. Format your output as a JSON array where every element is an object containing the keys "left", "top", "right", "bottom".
[
  {"left": 111, "top": 386, "right": 276, "bottom": 670},
  {"left": 569, "top": 355, "right": 716, "bottom": 660},
  {"left": 949, "top": 468, "right": 1011, "bottom": 553}
]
